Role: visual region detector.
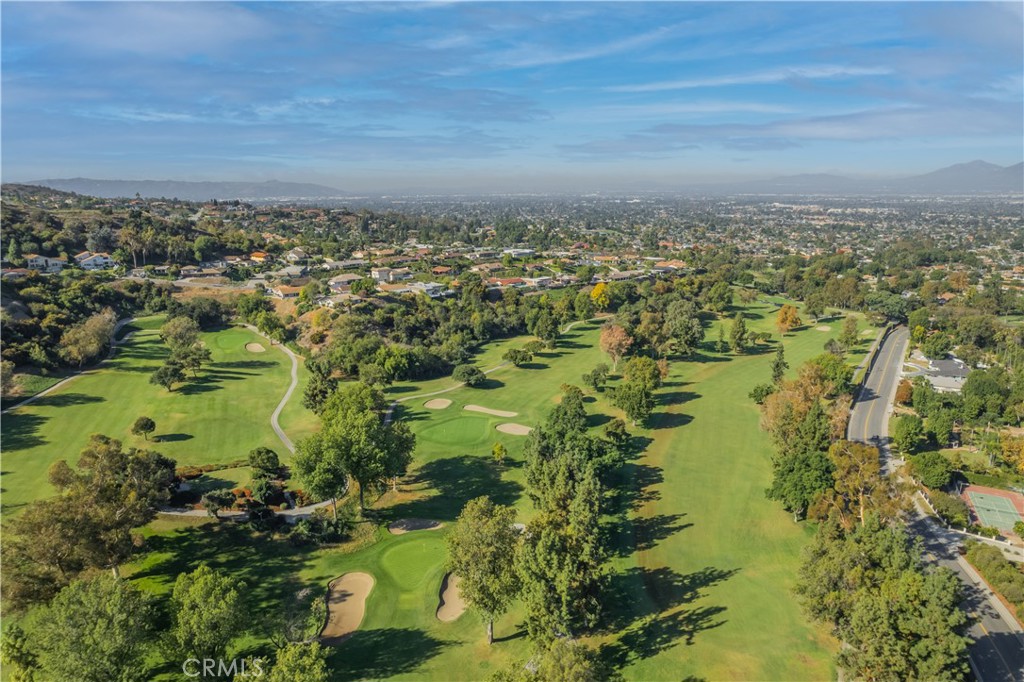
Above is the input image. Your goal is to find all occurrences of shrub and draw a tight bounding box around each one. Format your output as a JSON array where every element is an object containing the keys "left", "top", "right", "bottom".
[
  {"left": 964, "top": 540, "right": 1024, "bottom": 617},
  {"left": 452, "top": 364, "right": 486, "bottom": 387},
  {"left": 749, "top": 382, "right": 776, "bottom": 405},
  {"left": 929, "top": 490, "right": 969, "bottom": 527},
  {"left": 248, "top": 447, "right": 280, "bottom": 477},
  {"left": 279, "top": 502, "right": 290, "bottom": 511},
  {"left": 911, "top": 451, "right": 954, "bottom": 489}
]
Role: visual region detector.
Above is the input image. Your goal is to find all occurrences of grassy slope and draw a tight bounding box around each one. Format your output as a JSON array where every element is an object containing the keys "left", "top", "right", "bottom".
[
  {"left": 88, "top": 300, "right": 875, "bottom": 680},
  {"left": 1, "top": 317, "right": 297, "bottom": 514},
  {"left": 610, "top": 305, "right": 875, "bottom": 680}
]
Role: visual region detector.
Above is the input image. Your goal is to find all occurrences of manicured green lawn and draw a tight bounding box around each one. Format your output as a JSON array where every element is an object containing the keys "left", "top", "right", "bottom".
[
  {"left": 603, "top": 304, "right": 875, "bottom": 680},
  {"left": 1, "top": 318, "right": 300, "bottom": 514},
  {"left": 38, "top": 299, "right": 878, "bottom": 679}
]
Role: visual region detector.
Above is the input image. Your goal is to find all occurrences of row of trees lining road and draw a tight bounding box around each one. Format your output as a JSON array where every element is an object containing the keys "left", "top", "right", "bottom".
[
  {"left": 756, "top": 350, "right": 971, "bottom": 678},
  {"left": 443, "top": 383, "right": 628, "bottom": 680},
  {"left": 293, "top": 382, "right": 415, "bottom": 515},
  {"left": 0, "top": 565, "right": 330, "bottom": 682}
]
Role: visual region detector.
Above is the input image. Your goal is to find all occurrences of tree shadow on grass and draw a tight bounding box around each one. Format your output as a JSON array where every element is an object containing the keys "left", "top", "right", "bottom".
[
  {"left": 133, "top": 522, "right": 315, "bottom": 625},
  {"left": 325, "top": 628, "right": 446, "bottom": 681},
  {"left": 155, "top": 432, "right": 193, "bottom": 443},
  {"left": 604, "top": 513, "right": 692, "bottom": 558},
  {"left": 519, "top": 362, "right": 549, "bottom": 370},
  {"left": 385, "top": 385, "right": 419, "bottom": 395},
  {"left": 1, "top": 412, "right": 48, "bottom": 450},
  {"left": 649, "top": 412, "right": 693, "bottom": 430},
  {"left": 388, "top": 455, "right": 521, "bottom": 521},
  {"left": 475, "top": 378, "right": 505, "bottom": 390},
  {"left": 586, "top": 413, "right": 613, "bottom": 428},
  {"left": 28, "top": 392, "right": 105, "bottom": 408},
  {"left": 213, "top": 360, "right": 278, "bottom": 370},
  {"left": 599, "top": 565, "right": 736, "bottom": 666},
  {"left": 656, "top": 390, "right": 700, "bottom": 408}
]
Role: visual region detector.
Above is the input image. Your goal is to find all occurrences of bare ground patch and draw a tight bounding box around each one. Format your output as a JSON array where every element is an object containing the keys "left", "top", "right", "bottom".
[
  {"left": 320, "top": 572, "right": 374, "bottom": 644},
  {"left": 388, "top": 518, "right": 444, "bottom": 535},
  {"left": 424, "top": 398, "right": 452, "bottom": 409},
  {"left": 496, "top": 423, "right": 533, "bottom": 435},
  {"left": 436, "top": 573, "right": 466, "bottom": 622},
  {"left": 464, "top": 404, "right": 518, "bottom": 418},
  {"left": 814, "top": 325, "right": 831, "bottom": 332},
  {"left": 245, "top": 342, "right": 266, "bottom": 352}
]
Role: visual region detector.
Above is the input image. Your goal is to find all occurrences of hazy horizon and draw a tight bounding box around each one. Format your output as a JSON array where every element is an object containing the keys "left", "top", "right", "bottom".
[{"left": 3, "top": 2, "right": 1022, "bottom": 194}]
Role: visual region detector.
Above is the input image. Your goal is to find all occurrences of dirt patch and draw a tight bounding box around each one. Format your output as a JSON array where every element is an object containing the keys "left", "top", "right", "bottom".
[
  {"left": 814, "top": 325, "right": 831, "bottom": 332},
  {"left": 320, "top": 572, "right": 374, "bottom": 644},
  {"left": 861, "top": 328, "right": 876, "bottom": 336},
  {"left": 388, "top": 518, "right": 444, "bottom": 535},
  {"left": 436, "top": 572, "right": 466, "bottom": 622},
  {"left": 496, "top": 423, "right": 533, "bottom": 435},
  {"left": 464, "top": 404, "right": 518, "bottom": 418},
  {"left": 424, "top": 398, "right": 452, "bottom": 409},
  {"left": 245, "top": 342, "right": 266, "bottom": 352}
]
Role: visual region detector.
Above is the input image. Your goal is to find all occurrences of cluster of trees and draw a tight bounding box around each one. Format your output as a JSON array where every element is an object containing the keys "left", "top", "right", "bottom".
[
  {"left": 757, "top": 350, "right": 970, "bottom": 676},
  {"left": 3, "top": 435, "right": 176, "bottom": 610},
  {"left": 964, "top": 540, "right": 1024, "bottom": 622},
  {"left": 796, "top": 515, "right": 969, "bottom": 679},
  {"left": 294, "top": 382, "right": 414, "bottom": 514},
  {"left": 443, "top": 384, "right": 628, "bottom": 680},
  {"left": 149, "top": 316, "right": 213, "bottom": 392},
  {"left": 1, "top": 565, "right": 330, "bottom": 682}
]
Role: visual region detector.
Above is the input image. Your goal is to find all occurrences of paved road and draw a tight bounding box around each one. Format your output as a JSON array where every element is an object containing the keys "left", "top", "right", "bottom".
[{"left": 849, "top": 326, "right": 1024, "bottom": 682}]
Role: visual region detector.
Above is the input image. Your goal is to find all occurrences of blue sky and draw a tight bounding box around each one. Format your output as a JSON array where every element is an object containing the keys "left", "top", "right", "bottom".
[{"left": 2, "top": 1, "right": 1021, "bottom": 192}]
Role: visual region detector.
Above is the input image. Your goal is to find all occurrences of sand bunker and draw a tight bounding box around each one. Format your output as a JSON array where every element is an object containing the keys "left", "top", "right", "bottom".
[
  {"left": 814, "top": 325, "right": 831, "bottom": 332},
  {"left": 245, "top": 342, "right": 266, "bottom": 352},
  {"left": 436, "top": 573, "right": 467, "bottom": 622},
  {"left": 496, "top": 423, "right": 533, "bottom": 435},
  {"left": 320, "top": 572, "right": 374, "bottom": 644},
  {"left": 424, "top": 398, "right": 452, "bottom": 409},
  {"left": 388, "top": 518, "right": 444, "bottom": 535},
  {"left": 464, "top": 404, "right": 518, "bottom": 418}
]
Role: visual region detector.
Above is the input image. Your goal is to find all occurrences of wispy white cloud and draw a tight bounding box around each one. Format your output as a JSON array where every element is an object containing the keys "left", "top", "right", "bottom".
[
  {"left": 490, "top": 21, "right": 688, "bottom": 69},
  {"left": 606, "top": 66, "right": 893, "bottom": 93}
]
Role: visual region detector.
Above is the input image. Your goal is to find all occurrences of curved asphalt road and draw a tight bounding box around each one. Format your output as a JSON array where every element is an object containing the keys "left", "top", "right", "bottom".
[{"left": 849, "top": 326, "right": 1024, "bottom": 682}]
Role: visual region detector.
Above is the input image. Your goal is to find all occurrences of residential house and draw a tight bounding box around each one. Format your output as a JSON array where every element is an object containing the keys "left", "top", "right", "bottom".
[
  {"left": 285, "top": 247, "right": 309, "bottom": 263},
  {"left": 328, "top": 274, "right": 363, "bottom": 291},
  {"left": 431, "top": 265, "right": 454, "bottom": 276},
  {"left": 250, "top": 251, "right": 272, "bottom": 263},
  {"left": 371, "top": 267, "right": 393, "bottom": 282},
  {"left": 75, "top": 252, "right": 115, "bottom": 270},
  {"left": 470, "top": 262, "right": 504, "bottom": 274},
  {"left": 24, "top": 254, "right": 67, "bottom": 273},
  {"left": 271, "top": 285, "right": 303, "bottom": 299}
]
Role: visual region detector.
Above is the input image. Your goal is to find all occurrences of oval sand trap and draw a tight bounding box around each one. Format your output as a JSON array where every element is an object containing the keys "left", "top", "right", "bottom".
[
  {"left": 464, "top": 404, "right": 518, "bottom": 418},
  {"left": 436, "top": 573, "right": 466, "bottom": 622},
  {"left": 245, "top": 342, "right": 266, "bottom": 352},
  {"left": 424, "top": 398, "right": 452, "bottom": 409},
  {"left": 496, "top": 423, "right": 533, "bottom": 435},
  {"left": 388, "top": 518, "right": 444, "bottom": 535},
  {"left": 320, "top": 572, "right": 374, "bottom": 644},
  {"left": 814, "top": 325, "right": 831, "bottom": 332}
]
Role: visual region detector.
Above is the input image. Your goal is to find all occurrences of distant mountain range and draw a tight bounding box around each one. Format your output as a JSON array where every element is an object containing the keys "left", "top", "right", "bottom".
[
  {"left": 710, "top": 161, "right": 1023, "bottom": 195},
  {"left": 28, "top": 161, "right": 1023, "bottom": 199},
  {"left": 27, "top": 178, "right": 345, "bottom": 201}
]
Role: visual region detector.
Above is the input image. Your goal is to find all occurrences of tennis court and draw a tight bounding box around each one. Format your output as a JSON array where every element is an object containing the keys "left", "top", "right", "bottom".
[{"left": 966, "top": 490, "right": 1024, "bottom": 530}]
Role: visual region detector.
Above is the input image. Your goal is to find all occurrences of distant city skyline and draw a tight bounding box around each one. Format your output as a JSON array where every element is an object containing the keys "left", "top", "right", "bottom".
[{"left": 2, "top": 1, "right": 1022, "bottom": 193}]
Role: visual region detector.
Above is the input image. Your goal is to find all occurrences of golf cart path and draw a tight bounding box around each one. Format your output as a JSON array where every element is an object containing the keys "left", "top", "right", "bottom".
[
  {"left": 242, "top": 324, "right": 299, "bottom": 454},
  {"left": 2, "top": 317, "right": 136, "bottom": 415}
]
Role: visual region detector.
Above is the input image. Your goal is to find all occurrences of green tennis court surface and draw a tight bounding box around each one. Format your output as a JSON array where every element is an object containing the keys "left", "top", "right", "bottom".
[{"left": 967, "top": 491, "right": 1024, "bottom": 530}]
